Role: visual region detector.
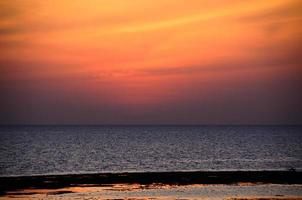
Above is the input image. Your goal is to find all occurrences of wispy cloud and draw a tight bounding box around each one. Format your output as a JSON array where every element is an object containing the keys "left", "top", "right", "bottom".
[{"left": 1, "top": 0, "right": 301, "bottom": 124}]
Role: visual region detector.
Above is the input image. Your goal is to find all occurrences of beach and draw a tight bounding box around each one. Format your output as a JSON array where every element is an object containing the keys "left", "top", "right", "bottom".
[{"left": 1, "top": 171, "right": 302, "bottom": 200}]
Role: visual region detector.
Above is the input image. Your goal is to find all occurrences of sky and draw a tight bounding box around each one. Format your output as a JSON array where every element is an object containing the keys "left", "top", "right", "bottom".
[{"left": 0, "top": 0, "right": 302, "bottom": 125}]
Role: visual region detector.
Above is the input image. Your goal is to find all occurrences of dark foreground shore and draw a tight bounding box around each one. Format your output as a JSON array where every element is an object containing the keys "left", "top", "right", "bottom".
[{"left": 1, "top": 171, "right": 301, "bottom": 194}]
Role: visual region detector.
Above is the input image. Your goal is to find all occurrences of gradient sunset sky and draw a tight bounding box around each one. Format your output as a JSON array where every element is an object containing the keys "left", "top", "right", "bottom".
[{"left": 0, "top": 0, "right": 302, "bottom": 124}]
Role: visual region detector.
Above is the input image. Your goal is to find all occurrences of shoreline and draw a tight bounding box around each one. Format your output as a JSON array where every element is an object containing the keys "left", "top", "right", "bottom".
[{"left": 1, "top": 171, "right": 301, "bottom": 194}]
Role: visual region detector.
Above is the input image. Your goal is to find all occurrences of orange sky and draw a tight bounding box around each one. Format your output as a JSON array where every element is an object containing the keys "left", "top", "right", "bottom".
[{"left": 0, "top": 0, "right": 302, "bottom": 124}]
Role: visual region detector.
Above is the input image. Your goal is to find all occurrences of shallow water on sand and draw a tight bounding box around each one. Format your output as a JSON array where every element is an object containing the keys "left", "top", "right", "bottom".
[
  {"left": 0, "top": 125, "right": 301, "bottom": 176},
  {"left": 2, "top": 184, "right": 302, "bottom": 200}
]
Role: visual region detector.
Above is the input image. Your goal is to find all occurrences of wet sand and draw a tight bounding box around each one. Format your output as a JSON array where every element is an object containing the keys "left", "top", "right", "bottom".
[{"left": 1, "top": 171, "right": 301, "bottom": 199}]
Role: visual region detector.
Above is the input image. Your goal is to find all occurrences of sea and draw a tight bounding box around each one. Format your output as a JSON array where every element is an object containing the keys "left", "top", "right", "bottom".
[{"left": 0, "top": 125, "right": 301, "bottom": 176}]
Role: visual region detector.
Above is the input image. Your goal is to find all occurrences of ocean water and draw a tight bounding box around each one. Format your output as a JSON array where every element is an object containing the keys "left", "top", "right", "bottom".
[{"left": 0, "top": 125, "right": 301, "bottom": 176}]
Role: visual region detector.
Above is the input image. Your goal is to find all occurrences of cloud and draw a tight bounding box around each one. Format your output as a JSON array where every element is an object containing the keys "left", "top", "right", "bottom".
[
  {"left": 0, "top": 1, "right": 21, "bottom": 19},
  {"left": 236, "top": 0, "right": 302, "bottom": 36},
  {"left": 0, "top": 40, "right": 28, "bottom": 49},
  {"left": 238, "top": 0, "right": 302, "bottom": 22},
  {"left": 98, "top": 1, "right": 294, "bottom": 35},
  {"left": 140, "top": 52, "right": 302, "bottom": 77},
  {"left": 0, "top": 59, "right": 82, "bottom": 83},
  {"left": 1, "top": 0, "right": 298, "bottom": 37},
  {"left": 0, "top": 26, "right": 25, "bottom": 36}
]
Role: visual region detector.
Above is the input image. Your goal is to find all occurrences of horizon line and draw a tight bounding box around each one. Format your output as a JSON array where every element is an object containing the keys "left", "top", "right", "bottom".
[{"left": 0, "top": 124, "right": 301, "bottom": 126}]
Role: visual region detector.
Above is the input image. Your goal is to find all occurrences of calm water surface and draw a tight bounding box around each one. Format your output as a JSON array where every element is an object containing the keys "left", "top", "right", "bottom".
[{"left": 0, "top": 126, "right": 301, "bottom": 176}]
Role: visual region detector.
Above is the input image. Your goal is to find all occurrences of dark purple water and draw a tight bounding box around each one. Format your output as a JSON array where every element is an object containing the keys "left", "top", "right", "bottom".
[{"left": 0, "top": 125, "right": 301, "bottom": 176}]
